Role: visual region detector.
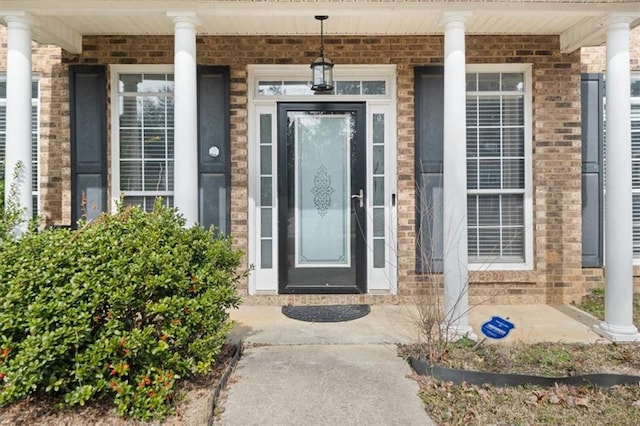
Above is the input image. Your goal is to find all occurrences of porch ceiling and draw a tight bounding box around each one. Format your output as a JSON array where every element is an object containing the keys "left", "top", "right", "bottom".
[{"left": 1, "top": 1, "right": 639, "bottom": 54}]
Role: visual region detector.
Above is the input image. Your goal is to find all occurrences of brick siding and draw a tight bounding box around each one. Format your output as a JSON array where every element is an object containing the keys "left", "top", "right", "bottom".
[{"left": 1, "top": 28, "right": 587, "bottom": 304}]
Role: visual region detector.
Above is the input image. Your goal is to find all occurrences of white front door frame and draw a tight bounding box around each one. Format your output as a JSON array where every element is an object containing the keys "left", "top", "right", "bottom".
[{"left": 247, "top": 64, "right": 398, "bottom": 295}]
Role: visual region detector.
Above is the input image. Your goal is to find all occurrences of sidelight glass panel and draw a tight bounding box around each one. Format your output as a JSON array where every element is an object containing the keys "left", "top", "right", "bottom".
[
  {"left": 373, "top": 113, "right": 385, "bottom": 144},
  {"left": 260, "top": 114, "right": 272, "bottom": 144},
  {"left": 260, "top": 146, "right": 272, "bottom": 175},
  {"left": 372, "top": 112, "right": 386, "bottom": 269},
  {"left": 374, "top": 240, "right": 385, "bottom": 268},
  {"left": 261, "top": 207, "right": 272, "bottom": 238},
  {"left": 373, "top": 208, "right": 385, "bottom": 237},
  {"left": 371, "top": 177, "right": 383, "bottom": 205},
  {"left": 373, "top": 146, "right": 385, "bottom": 174},
  {"left": 259, "top": 113, "right": 274, "bottom": 269},
  {"left": 261, "top": 240, "right": 273, "bottom": 268},
  {"left": 294, "top": 114, "right": 350, "bottom": 266},
  {"left": 260, "top": 179, "right": 272, "bottom": 209}
]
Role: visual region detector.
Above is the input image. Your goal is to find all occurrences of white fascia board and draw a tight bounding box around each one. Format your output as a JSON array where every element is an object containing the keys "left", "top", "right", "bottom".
[
  {"left": 561, "top": 15, "right": 640, "bottom": 53},
  {"left": 560, "top": 15, "right": 608, "bottom": 53},
  {"left": 31, "top": 16, "right": 83, "bottom": 53},
  {"left": 1, "top": 11, "right": 82, "bottom": 53}
]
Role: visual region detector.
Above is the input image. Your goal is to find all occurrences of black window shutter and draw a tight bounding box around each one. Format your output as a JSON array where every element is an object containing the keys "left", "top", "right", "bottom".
[
  {"left": 581, "top": 73, "right": 605, "bottom": 267},
  {"left": 69, "top": 65, "right": 107, "bottom": 227},
  {"left": 415, "top": 67, "right": 445, "bottom": 273},
  {"left": 197, "top": 66, "right": 231, "bottom": 234}
]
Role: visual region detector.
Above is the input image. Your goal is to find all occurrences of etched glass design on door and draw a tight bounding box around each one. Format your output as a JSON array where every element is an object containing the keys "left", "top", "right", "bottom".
[{"left": 294, "top": 114, "right": 351, "bottom": 267}]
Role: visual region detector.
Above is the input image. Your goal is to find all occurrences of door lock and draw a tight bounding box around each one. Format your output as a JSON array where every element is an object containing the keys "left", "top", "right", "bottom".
[{"left": 351, "top": 189, "right": 364, "bottom": 208}]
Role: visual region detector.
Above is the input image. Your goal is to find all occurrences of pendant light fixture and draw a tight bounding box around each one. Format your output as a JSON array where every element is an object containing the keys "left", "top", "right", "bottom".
[{"left": 310, "top": 15, "right": 334, "bottom": 93}]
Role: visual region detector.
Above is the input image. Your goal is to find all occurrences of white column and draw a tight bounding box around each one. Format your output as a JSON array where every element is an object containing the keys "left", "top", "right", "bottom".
[
  {"left": 442, "top": 12, "right": 476, "bottom": 340},
  {"left": 4, "top": 14, "right": 33, "bottom": 236},
  {"left": 596, "top": 14, "right": 640, "bottom": 342},
  {"left": 169, "top": 13, "right": 199, "bottom": 226}
]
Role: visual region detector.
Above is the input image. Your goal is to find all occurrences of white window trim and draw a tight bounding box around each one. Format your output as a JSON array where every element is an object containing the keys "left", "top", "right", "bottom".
[
  {"left": 109, "top": 64, "right": 174, "bottom": 212},
  {"left": 466, "top": 64, "right": 534, "bottom": 271},
  {"left": 247, "top": 64, "right": 398, "bottom": 294}
]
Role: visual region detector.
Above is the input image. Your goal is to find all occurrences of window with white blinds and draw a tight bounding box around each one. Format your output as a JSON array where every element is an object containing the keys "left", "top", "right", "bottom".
[
  {"left": 115, "top": 72, "right": 174, "bottom": 212},
  {"left": 466, "top": 70, "right": 529, "bottom": 264},
  {"left": 629, "top": 76, "right": 640, "bottom": 258},
  {"left": 0, "top": 76, "right": 39, "bottom": 215}
]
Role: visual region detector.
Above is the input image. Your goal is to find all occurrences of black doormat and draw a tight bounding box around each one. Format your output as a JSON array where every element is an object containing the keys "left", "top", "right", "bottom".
[{"left": 281, "top": 304, "right": 371, "bottom": 323}]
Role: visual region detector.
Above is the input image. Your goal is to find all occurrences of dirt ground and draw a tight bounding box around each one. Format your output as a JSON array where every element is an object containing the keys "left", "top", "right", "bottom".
[{"left": 0, "top": 345, "right": 237, "bottom": 426}]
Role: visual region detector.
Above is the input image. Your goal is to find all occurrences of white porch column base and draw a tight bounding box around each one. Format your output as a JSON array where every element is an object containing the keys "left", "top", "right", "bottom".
[
  {"left": 4, "top": 14, "right": 34, "bottom": 236},
  {"left": 169, "top": 12, "right": 199, "bottom": 226},
  {"left": 594, "top": 322, "right": 640, "bottom": 342},
  {"left": 441, "top": 11, "right": 475, "bottom": 340},
  {"left": 442, "top": 323, "right": 478, "bottom": 342},
  {"left": 598, "top": 14, "right": 640, "bottom": 342}
]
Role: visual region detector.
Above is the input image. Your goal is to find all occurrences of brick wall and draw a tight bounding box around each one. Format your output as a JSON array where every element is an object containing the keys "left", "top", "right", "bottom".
[
  {"left": 1, "top": 29, "right": 585, "bottom": 304},
  {"left": 57, "top": 34, "right": 583, "bottom": 304}
]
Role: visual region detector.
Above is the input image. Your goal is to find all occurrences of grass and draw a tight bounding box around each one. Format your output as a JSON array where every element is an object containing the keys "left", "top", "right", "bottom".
[
  {"left": 406, "top": 290, "right": 640, "bottom": 425},
  {"left": 578, "top": 288, "right": 640, "bottom": 326},
  {"left": 407, "top": 342, "right": 640, "bottom": 425},
  {"left": 416, "top": 375, "right": 640, "bottom": 425}
]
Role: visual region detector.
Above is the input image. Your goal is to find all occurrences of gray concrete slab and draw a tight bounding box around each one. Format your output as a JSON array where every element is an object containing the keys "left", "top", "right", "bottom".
[
  {"left": 218, "top": 303, "right": 603, "bottom": 426},
  {"left": 228, "top": 304, "right": 604, "bottom": 346},
  {"left": 469, "top": 304, "right": 605, "bottom": 344},
  {"left": 217, "top": 344, "right": 433, "bottom": 426},
  {"left": 228, "top": 305, "right": 421, "bottom": 345}
]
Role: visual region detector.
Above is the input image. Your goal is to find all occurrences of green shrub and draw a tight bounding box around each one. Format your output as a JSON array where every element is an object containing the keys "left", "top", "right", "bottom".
[{"left": 0, "top": 201, "right": 244, "bottom": 419}]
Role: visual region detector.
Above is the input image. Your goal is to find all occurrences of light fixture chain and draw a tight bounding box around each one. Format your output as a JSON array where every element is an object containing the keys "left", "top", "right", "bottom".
[{"left": 320, "top": 18, "right": 324, "bottom": 56}]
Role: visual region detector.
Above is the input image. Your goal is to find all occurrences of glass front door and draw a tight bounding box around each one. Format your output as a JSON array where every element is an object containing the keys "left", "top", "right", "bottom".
[{"left": 278, "top": 103, "right": 366, "bottom": 293}]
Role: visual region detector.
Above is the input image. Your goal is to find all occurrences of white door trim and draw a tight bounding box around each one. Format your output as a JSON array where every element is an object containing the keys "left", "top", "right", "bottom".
[{"left": 247, "top": 64, "right": 397, "bottom": 295}]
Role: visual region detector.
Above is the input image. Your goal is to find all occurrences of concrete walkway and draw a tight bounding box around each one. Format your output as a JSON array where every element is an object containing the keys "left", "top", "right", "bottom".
[
  {"left": 218, "top": 344, "right": 430, "bottom": 426},
  {"left": 216, "top": 304, "right": 604, "bottom": 425}
]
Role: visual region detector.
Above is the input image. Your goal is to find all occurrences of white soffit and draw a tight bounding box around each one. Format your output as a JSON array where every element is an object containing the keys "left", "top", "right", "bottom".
[{"left": 1, "top": 1, "right": 639, "bottom": 52}]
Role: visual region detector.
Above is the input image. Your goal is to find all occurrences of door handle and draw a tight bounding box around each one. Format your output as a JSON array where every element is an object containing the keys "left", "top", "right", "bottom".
[{"left": 351, "top": 189, "right": 364, "bottom": 208}]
